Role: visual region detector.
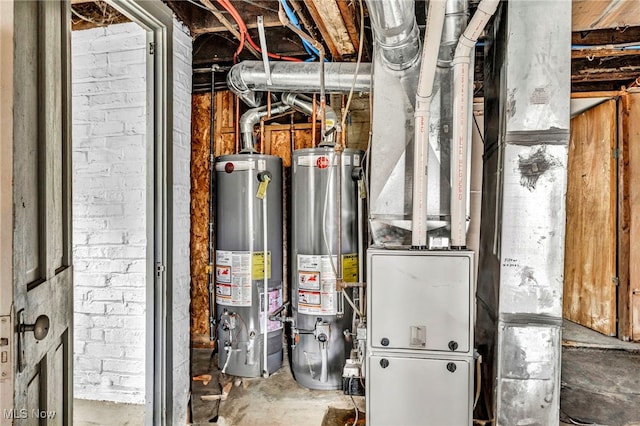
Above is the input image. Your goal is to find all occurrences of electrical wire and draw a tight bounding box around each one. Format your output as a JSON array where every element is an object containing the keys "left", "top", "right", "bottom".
[
  {"left": 339, "top": 0, "right": 366, "bottom": 132},
  {"left": 473, "top": 111, "right": 484, "bottom": 145},
  {"left": 215, "top": 0, "right": 303, "bottom": 62},
  {"left": 319, "top": 0, "right": 367, "bottom": 278},
  {"left": 474, "top": 355, "right": 482, "bottom": 409},
  {"left": 349, "top": 377, "right": 359, "bottom": 426}
]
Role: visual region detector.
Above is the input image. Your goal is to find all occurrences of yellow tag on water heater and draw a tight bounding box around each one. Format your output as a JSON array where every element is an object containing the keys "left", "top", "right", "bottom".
[{"left": 256, "top": 178, "right": 269, "bottom": 200}]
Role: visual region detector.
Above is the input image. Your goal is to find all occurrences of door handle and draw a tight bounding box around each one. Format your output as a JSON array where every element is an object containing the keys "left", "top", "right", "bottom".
[
  {"left": 20, "top": 315, "right": 50, "bottom": 340},
  {"left": 16, "top": 310, "right": 50, "bottom": 372}
]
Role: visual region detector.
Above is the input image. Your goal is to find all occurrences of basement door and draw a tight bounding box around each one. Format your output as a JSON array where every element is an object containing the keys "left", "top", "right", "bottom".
[
  {"left": 8, "top": 1, "right": 73, "bottom": 423},
  {"left": 564, "top": 99, "right": 617, "bottom": 336}
]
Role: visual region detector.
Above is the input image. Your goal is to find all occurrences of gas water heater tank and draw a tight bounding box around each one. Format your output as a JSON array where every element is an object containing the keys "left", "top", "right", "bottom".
[
  {"left": 290, "top": 147, "right": 363, "bottom": 390},
  {"left": 214, "top": 154, "right": 283, "bottom": 377}
]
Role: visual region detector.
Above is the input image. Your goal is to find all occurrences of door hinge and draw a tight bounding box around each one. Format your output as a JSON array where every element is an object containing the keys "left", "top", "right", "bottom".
[
  {"left": 149, "top": 42, "right": 156, "bottom": 55},
  {"left": 156, "top": 263, "right": 166, "bottom": 277},
  {"left": 612, "top": 276, "right": 619, "bottom": 286},
  {"left": 612, "top": 148, "right": 621, "bottom": 159}
]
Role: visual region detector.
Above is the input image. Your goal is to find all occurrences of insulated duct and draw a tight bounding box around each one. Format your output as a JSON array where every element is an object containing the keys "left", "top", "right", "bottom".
[
  {"left": 227, "top": 61, "right": 372, "bottom": 107},
  {"left": 239, "top": 102, "right": 292, "bottom": 153},
  {"left": 365, "top": 0, "right": 421, "bottom": 70},
  {"left": 281, "top": 92, "right": 338, "bottom": 145}
]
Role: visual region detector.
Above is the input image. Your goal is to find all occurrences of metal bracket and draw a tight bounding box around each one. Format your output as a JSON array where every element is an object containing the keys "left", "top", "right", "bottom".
[
  {"left": 257, "top": 16, "right": 272, "bottom": 85},
  {"left": 156, "top": 263, "right": 166, "bottom": 278}
]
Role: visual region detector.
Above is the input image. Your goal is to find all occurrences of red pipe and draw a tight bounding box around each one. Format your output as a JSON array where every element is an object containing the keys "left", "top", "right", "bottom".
[{"left": 216, "top": 0, "right": 302, "bottom": 62}]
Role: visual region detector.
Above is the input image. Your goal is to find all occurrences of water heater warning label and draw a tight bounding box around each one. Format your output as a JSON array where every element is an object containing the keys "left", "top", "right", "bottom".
[
  {"left": 215, "top": 250, "right": 252, "bottom": 307},
  {"left": 251, "top": 252, "right": 271, "bottom": 280},
  {"left": 260, "top": 288, "right": 283, "bottom": 333},
  {"left": 297, "top": 253, "right": 357, "bottom": 315}
]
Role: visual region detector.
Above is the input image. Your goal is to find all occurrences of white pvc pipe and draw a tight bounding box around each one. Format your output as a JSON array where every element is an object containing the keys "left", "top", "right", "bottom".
[
  {"left": 411, "top": 0, "right": 447, "bottom": 248},
  {"left": 320, "top": 344, "right": 328, "bottom": 383},
  {"left": 451, "top": 0, "right": 500, "bottom": 248}
]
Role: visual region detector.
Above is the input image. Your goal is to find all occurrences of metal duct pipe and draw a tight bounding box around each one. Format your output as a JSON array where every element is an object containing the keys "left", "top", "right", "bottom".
[
  {"left": 365, "top": 0, "right": 421, "bottom": 70},
  {"left": 281, "top": 92, "right": 338, "bottom": 145},
  {"left": 450, "top": 0, "right": 500, "bottom": 248},
  {"left": 411, "top": 0, "right": 447, "bottom": 248},
  {"left": 227, "top": 61, "right": 372, "bottom": 107},
  {"left": 440, "top": 0, "right": 470, "bottom": 63},
  {"left": 239, "top": 102, "right": 292, "bottom": 153}
]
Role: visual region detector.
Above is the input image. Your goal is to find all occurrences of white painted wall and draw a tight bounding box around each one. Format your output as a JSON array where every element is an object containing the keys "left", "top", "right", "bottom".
[
  {"left": 72, "top": 22, "right": 147, "bottom": 404},
  {"left": 171, "top": 19, "right": 193, "bottom": 425}
]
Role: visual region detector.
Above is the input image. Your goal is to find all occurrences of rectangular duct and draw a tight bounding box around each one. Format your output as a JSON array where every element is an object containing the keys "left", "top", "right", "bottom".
[{"left": 477, "top": 1, "right": 571, "bottom": 424}]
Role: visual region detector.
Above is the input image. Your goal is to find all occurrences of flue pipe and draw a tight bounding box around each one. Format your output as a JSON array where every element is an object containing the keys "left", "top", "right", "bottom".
[
  {"left": 450, "top": 0, "right": 499, "bottom": 248},
  {"left": 365, "top": 0, "right": 421, "bottom": 70},
  {"left": 411, "top": 0, "right": 447, "bottom": 249},
  {"left": 281, "top": 93, "right": 338, "bottom": 145},
  {"left": 227, "top": 61, "right": 372, "bottom": 107},
  {"left": 239, "top": 102, "right": 292, "bottom": 153}
]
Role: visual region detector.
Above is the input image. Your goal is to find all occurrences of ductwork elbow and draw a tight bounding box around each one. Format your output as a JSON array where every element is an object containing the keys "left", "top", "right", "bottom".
[
  {"left": 281, "top": 93, "right": 338, "bottom": 144},
  {"left": 239, "top": 102, "right": 292, "bottom": 153},
  {"left": 227, "top": 64, "right": 264, "bottom": 108},
  {"left": 365, "top": 0, "right": 421, "bottom": 70}
]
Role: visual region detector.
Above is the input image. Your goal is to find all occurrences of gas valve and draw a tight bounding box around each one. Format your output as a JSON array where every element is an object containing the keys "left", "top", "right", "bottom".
[{"left": 314, "top": 318, "right": 330, "bottom": 345}]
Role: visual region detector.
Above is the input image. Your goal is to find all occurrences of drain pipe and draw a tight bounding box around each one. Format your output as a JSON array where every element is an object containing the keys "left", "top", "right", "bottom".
[
  {"left": 208, "top": 66, "right": 220, "bottom": 343},
  {"left": 257, "top": 172, "right": 272, "bottom": 378},
  {"left": 239, "top": 102, "right": 292, "bottom": 153},
  {"left": 411, "top": 0, "right": 447, "bottom": 249},
  {"left": 450, "top": 0, "right": 500, "bottom": 248},
  {"left": 281, "top": 93, "right": 338, "bottom": 145}
]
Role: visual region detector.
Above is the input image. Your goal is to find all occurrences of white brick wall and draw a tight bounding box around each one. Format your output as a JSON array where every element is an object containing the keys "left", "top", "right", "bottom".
[
  {"left": 171, "top": 19, "right": 192, "bottom": 425},
  {"left": 72, "top": 22, "right": 147, "bottom": 404}
]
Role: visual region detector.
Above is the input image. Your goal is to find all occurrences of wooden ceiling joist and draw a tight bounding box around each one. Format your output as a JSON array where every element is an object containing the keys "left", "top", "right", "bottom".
[
  {"left": 304, "top": 0, "right": 356, "bottom": 60},
  {"left": 573, "top": 0, "right": 640, "bottom": 32},
  {"left": 572, "top": 48, "right": 640, "bottom": 60},
  {"left": 572, "top": 68, "right": 640, "bottom": 83},
  {"left": 336, "top": 0, "right": 362, "bottom": 54}
]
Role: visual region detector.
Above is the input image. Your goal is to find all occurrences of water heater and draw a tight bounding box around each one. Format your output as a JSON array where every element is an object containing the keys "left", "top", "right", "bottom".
[
  {"left": 214, "top": 154, "right": 283, "bottom": 377},
  {"left": 290, "top": 147, "right": 363, "bottom": 390}
]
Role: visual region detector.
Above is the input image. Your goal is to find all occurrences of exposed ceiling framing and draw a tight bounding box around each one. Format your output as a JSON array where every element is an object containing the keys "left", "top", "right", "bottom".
[{"left": 71, "top": 0, "right": 640, "bottom": 94}]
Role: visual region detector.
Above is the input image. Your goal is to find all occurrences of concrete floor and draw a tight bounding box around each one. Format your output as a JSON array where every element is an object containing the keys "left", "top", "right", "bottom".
[
  {"left": 73, "top": 320, "right": 640, "bottom": 425},
  {"left": 73, "top": 399, "right": 144, "bottom": 425},
  {"left": 560, "top": 320, "right": 640, "bottom": 426},
  {"left": 190, "top": 348, "right": 365, "bottom": 426}
]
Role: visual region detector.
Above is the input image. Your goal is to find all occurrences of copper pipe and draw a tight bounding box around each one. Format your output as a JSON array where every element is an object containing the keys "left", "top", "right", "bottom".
[
  {"left": 311, "top": 93, "right": 317, "bottom": 146},
  {"left": 267, "top": 91, "right": 272, "bottom": 117},
  {"left": 341, "top": 95, "right": 347, "bottom": 148},
  {"left": 290, "top": 112, "right": 295, "bottom": 155},
  {"left": 260, "top": 119, "right": 265, "bottom": 154},
  {"left": 234, "top": 94, "right": 240, "bottom": 153}
]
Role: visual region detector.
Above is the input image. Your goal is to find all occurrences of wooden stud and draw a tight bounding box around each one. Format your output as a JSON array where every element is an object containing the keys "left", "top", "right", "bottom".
[{"left": 618, "top": 91, "right": 631, "bottom": 340}]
